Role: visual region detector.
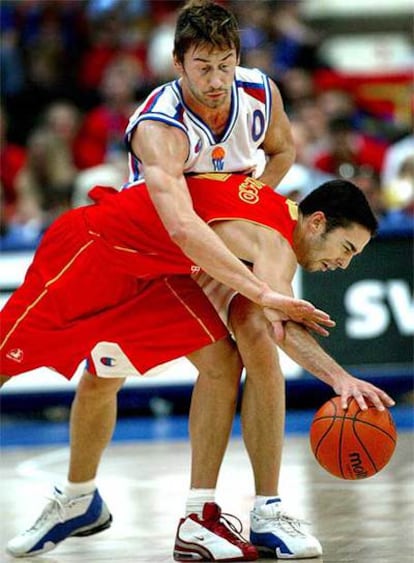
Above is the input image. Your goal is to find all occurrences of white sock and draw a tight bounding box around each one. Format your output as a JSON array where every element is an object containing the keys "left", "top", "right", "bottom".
[
  {"left": 185, "top": 488, "right": 216, "bottom": 517},
  {"left": 254, "top": 495, "right": 281, "bottom": 510},
  {"left": 62, "top": 479, "right": 96, "bottom": 499}
]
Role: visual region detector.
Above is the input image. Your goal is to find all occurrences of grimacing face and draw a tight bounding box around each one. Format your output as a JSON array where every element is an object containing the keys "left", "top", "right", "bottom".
[
  {"left": 298, "top": 222, "right": 371, "bottom": 273},
  {"left": 174, "top": 45, "right": 239, "bottom": 110}
]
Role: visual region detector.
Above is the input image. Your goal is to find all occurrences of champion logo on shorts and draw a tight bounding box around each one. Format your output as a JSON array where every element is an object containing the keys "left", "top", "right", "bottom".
[
  {"left": 100, "top": 357, "right": 118, "bottom": 367},
  {"left": 191, "top": 265, "right": 201, "bottom": 274},
  {"left": 6, "top": 348, "right": 24, "bottom": 363}
]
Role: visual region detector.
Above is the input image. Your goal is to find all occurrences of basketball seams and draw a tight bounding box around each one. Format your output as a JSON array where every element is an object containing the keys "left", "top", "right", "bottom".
[
  {"left": 353, "top": 419, "right": 397, "bottom": 443},
  {"left": 354, "top": 407, "right": 397, "bottom": 443},
  {"left": 310, "top": 397, "right": 397, "bottom": 480},
  {"left": 312, "top": 415, "right": 396, "bottom": 443},
  {"left": 338, "top": 410, "right": 348, "bottom": 479},
  {"left": 313, "top": 418, "right": 337, "bottom": 460},
  {"left": 350, "top": 418, "right": 378, "bottom": 475},
  {"left": 313, "top": 398, "right": 338, "bottom": 462}
]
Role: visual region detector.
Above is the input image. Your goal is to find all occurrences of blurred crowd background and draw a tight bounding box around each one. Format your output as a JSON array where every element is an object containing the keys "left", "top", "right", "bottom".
[{"left": 1, "top": 0, "right": 413, "bottom": 252}]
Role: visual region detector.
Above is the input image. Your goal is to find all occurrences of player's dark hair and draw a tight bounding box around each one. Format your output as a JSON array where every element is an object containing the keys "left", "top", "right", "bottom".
[
  {"left": 299, "top": 179, "right": 378, "bottom": 236},
  {"left": 174, "top": 0, "right": 240, "bottom": 63}
]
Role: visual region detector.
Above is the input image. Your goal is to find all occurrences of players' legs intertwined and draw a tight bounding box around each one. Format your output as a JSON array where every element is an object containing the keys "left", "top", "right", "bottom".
[
  {"left": 5, "top": 337, "right": 255, "bottom": 560},
  {"left": 3, "top": 295, "right": 322, "bottom": 560}
]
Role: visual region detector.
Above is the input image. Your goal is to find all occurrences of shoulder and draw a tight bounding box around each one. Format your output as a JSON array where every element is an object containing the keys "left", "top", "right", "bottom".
[
  {"left": 236, "top": 66, "right": 269, "bottom": 83},
  {"left": 137, "top": 81, "right": 180, "bottom": 114},
  {"left": 126, "top": 81, "right": 186, "bottom": 137},
  {"left": 235, "top": 66, "right": 272, "bottom": 106}
]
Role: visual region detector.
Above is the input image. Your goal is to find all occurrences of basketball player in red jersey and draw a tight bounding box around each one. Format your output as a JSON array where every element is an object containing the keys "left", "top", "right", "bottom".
[
  {"left": 1, "top": 175, "right": 333, "bottom": 379},
  {"left": 2, "top": 2, "right": 395, "bottom": 561},
  {"left": 2, "top": 174, "right": 395, "bottom": 561}
]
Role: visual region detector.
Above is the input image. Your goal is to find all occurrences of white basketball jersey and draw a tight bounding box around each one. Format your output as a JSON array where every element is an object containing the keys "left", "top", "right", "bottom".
[{"left": 125, "top": 66, "right": 271, "bottom": 183}]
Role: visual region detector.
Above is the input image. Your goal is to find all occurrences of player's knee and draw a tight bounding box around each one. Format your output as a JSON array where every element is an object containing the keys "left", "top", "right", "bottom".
[
  {"left": 204, "top": 346, "right": 242, "bottom": 384},
  {"left": 77, "top": 370, "right": 125, "bottom": 397},
  {"left": 230, "top": 298, "right": 270, "bottom": 341}
]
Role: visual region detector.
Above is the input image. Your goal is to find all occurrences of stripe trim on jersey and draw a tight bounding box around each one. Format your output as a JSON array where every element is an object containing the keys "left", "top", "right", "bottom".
[
  {"left": 171, "top": 80, "right": 239, "bottom": 145},
  {"left": 124, "top": 115, "right": 191, "bottom": 186},
  {"left": 236, "top": 80, "right": 266, "bottom": 103},
  {"left": 263, "top": 74, "right": 272, "bottom": 130},
  {"left": 236, "top": 75, "right": 271, "bottom": 129},
  {"left": 127, "top": 152, "right": 141, "bottom": 184},
  {"left": 140, "top": 85, "right": 166, "bottom": 114},
  {"left": 130, "top": 113, "right": 189, "bottom": 137}
]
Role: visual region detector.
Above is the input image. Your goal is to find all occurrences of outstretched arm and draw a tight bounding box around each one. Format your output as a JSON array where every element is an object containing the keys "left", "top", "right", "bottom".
[{"left": 276, "top": 320, "right": 395, "bottom": 411}]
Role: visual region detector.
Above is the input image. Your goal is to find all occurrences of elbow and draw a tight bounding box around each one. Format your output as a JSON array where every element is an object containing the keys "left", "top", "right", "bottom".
[
  {"left": 168, "top": 218, "right": 192, "bottom": 249},
  {"left": 285, "top": 144, "right": 296, "bottom": 169}
]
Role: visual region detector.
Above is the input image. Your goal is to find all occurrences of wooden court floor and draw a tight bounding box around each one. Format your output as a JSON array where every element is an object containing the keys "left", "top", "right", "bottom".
[{"left": 1, "top": 432, "right": 413, "bottom": 563}]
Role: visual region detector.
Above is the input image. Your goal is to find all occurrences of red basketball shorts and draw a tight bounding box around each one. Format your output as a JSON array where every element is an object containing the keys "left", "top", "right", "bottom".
[{"left": 0, "top": 211, "right": 228, "bottom": 379}]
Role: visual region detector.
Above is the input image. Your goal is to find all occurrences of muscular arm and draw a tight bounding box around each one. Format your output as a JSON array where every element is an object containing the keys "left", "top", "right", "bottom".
[
  {"left": 132, "top": 122, "right": 269, "bottom": 303},
  {"left": 279, "top": 321, "right": 395, "bottom": 411},
  {"left": 131, "top": 121, "right": 324, "bottom": 322},
  {"left": 256, "top": 80, "right": 296, "bottom": 188},
  {"left": 214, "top": 220, "right": 392, "bottom": 410}
]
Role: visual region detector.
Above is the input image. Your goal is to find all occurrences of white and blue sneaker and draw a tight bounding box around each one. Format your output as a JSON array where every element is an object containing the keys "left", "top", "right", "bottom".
[
  {"left": 250, "top": 498, "right": 322, "bottom": 559},
  {"left": 6, "top": 487, "right": 112, "bottom": 558}
]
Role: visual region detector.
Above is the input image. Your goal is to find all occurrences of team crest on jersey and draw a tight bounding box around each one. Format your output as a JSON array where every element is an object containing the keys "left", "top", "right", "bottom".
[
  {"left": 211, "top": 146, "right": 226, "bottom": 171},
  {"left": 6, "top": 348, "right": 24, "bottom": 363}
]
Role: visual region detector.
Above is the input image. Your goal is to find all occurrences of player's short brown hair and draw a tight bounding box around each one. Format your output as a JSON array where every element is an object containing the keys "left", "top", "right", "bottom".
[
  {"left": 174, "top": 0, "right": 240, "bottom": 63},
  {"left": 299, "top": 179, "right": 379, "bottom": 236}
]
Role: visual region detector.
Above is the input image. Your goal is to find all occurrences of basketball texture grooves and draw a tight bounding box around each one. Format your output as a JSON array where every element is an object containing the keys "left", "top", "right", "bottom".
[{"left": 310, "top": 397, "right": 397, "bottom": 479}]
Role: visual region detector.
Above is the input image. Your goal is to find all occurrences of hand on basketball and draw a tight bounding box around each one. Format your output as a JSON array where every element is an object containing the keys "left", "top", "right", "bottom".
[
  {"left": 333, "top": 376, "right": 396, "bottom": 412},
  {"left": 310, "top": 396, "right": 397, "bottom": 479}
]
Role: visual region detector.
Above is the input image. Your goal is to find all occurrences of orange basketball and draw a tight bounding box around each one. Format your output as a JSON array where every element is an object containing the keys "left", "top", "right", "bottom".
[{"left": 310, "top": 396, "right": 397, "bottom": 480}]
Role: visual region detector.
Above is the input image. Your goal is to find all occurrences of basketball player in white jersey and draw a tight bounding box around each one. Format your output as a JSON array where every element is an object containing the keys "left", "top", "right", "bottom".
[{"left": 3, "top": 2, "right": 377, "bottom": 561}]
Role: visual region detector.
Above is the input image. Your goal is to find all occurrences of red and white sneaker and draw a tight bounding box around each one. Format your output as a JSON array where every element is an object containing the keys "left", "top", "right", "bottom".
[{"left": 173, "top": 502, "right": 258, "bottom": 561}]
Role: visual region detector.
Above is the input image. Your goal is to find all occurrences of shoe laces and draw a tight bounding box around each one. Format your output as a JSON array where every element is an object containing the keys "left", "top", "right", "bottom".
[
  {"left": 24, "top": 493, "right": 67, "bottom": 534},
  {"left": 210, "top": 511, "right": 250, "bottom": 546},
  {"left": 266, "top": 510, "right": 309, "bottom": 538}
]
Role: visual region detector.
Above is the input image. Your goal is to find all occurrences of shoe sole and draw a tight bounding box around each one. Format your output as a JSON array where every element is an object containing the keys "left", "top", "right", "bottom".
[
  {"left": 173, "top": 548, "right": 258, "bottom": 562},
  {"left": 72, "top": 513, "right": 113, "bottom": 537},
  {"left": 6, "top": 515, "right": 114, "bottom": 558},
  {"left": 255, "top": 544, "right": 322, "bottom": 560}
]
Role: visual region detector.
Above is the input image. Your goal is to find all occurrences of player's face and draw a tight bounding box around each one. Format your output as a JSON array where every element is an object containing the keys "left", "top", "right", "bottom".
[
  {"left": 298, "top": 221, "right": 371, "bottom": 273},
  {"left": 175, "top": 45, "right": 238, "bottom": 110}
]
